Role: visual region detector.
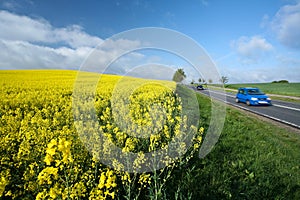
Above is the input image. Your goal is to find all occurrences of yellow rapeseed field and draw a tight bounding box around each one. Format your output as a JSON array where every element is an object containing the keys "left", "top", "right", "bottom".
[{"left": 0, "top": 70, "right": 203, "bottom": 199}]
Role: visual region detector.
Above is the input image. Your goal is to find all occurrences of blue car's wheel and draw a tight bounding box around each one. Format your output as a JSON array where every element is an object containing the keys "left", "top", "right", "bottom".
[
  {"left": 235, "top": 98, "right": 239, "bottom": 103},
  {"left": 246, "top": 100, "right": 251, "bottom": 106}
]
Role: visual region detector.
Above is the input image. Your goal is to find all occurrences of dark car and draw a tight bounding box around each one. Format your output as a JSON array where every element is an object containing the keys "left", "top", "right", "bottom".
[
  {"left": 196, "top": 85, "right": 204, "bottom": 90},
  {"left": 236, "top": 87, "right": 272, "bottom": 106}
]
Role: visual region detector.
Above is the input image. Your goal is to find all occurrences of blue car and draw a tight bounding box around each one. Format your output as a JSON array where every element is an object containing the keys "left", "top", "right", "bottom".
[{"left": 235, "top": 87, "right": 272, "bottom": 106}]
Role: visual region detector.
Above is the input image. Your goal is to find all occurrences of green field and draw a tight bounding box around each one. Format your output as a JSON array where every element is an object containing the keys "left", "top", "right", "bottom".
[{"left": 226, "top": 83, "right": 300, "bottom": 97}]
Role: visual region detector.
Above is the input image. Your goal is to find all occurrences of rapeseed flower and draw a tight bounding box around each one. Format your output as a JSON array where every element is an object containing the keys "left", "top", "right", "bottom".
[{"left": 37, "top": 167, "right": 59, "bottom": 185}]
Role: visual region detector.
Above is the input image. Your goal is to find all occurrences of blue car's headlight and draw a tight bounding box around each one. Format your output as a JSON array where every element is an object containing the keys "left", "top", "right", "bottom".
[
  {"left": 267, "top": 97, "right": 271, "bottom": 100},
  {"left": 251, "top": 97, "right": 258, "bottom": 101}
]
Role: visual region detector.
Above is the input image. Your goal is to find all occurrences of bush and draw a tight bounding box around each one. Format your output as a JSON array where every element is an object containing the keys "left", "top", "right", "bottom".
[{"left": 272, "top": 80, "right": 289, "bottom": 83}]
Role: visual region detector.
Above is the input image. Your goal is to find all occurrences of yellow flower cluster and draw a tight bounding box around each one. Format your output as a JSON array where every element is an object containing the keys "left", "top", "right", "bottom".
[
  {"left": 0, "top": 169, "right": 10, "bottom": 197},
  {"left": 138, "top": 173, "right": 151, "bottom": 189},
  {"left": 121, "top": 172, "right": 132, "bottom": 184},
  {"left": 37, "top": 167, "right": 59, "bottom": 185},
  {"left": 44, "top": 138, "right": 73, "bottom": 166},
  {"left": 0, "top": 70, "right": 204, "bottom": 199},
  {"left": 90, "top": 169, "right": 117, "bottom": 199},
  {"left": 193, "top": 127, "right": 204, "bottom": 150}
]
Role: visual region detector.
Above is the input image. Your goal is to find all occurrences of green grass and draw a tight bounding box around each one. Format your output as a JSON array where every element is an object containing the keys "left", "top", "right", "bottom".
[
  {"left": 165, "top": 91, "right": 300, "bottom": 199},
  {"left": 226, "top": 83, "right": 300, "bottom": 97}
]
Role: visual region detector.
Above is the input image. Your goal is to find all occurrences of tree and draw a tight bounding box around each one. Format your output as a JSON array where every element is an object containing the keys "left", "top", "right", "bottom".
[
  {"left": 220, "top": 76, "right": 229, "bottom": 84},
  {"left": 272, "top": 80, "right": 289, "bottom": 84},
  {"left": 172, "top": 68, "right": 186, "bottom": 83},
  {"left": 208, "top": 79, "right": 213, "bottom": 84},
  {"left": 198, "top": 78, "right": 206, "bottom": 83}
]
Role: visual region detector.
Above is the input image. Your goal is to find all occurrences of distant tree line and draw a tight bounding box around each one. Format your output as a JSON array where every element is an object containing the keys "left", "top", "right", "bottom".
[
  {"left": 272, "top": 80, "right": 289, "bottom": 83},
  {"left": 173, "top": 68, "right": 229, "bottom": 85}
]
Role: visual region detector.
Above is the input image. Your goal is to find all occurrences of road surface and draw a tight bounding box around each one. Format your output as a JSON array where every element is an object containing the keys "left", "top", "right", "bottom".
[{"left": 192, "top": 87, "right": 300, "bottom": 129}]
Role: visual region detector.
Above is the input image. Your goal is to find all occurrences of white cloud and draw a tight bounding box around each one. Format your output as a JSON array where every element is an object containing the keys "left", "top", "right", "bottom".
[
  {"left": 0, "top": 37, "right": 144, "bottom": 71},
  {"left": 276, "top": 53, "right": 300, "bottom": 67},
  {"left": 2, "top": 1, "right": 19, "bottom": 10},
  {"left": 260, "top": 14, "right": 269, "bottom": 28},
  {"left": 0, "top": 10, "right": 145, "bottom": 70},
  {"left": 0, "top": 10, "right": 51, "bottom": 42},
  {"left": 271, "top": 2, "right": 300, "bottom": 49},
  {"left": 0, "top": 10, "right": 103, "bottom": 48},
  {"left": 54, "top": 25, "right": 103, "bottom": 48},
  {"left": 80, "top": 39, "right": 144, "bottom": 74},
  {"left": 231, "top": 35, "right": 273, "bottom": 63},
  {"left": 100, "top": 38, "right": 141, "bottom": 51},
  {"left": 220, "top": 51, "right": 300, "bottom": 83},
  {"left": 0, "top": 39, "right": 92, "bottom": 69},
  {"left": 124, "top": 64, "right": 175, "bottom": 80},
  {"left": 223, "top": 65, "right": 300, "bottom": 83},
  {"left": 1, "top": 0, "right": 34, "bottom": 10}
]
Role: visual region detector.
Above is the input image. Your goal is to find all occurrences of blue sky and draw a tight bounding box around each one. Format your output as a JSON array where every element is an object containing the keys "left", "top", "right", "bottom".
[{"left": 0, "top": 0, "right": 300, "bottom": 83}]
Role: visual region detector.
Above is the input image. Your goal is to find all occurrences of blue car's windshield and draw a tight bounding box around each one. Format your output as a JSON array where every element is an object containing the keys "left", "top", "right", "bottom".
[{"left": 247, "top": 89, "right": 264, "bottom": 95}]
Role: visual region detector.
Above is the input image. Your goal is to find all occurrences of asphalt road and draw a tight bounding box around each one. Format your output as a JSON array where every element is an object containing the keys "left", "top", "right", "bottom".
[{"left": 192, "top": 87, "right": 300, "bottom": 129}]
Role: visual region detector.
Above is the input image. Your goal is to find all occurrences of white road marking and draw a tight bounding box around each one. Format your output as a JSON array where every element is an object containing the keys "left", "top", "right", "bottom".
[
  {"left": 206, "top": 89, "right": 235, "bottom": 98},
  {"left": 272, "top": 104, "right": 300, "bottom": 112}
]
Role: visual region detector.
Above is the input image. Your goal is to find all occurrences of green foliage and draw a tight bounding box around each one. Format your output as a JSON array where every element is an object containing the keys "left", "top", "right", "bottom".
[
  {"left": 172, "top": 68, "right": 186, "bottom": 83},
  {"left": 220, "top": 76, "right": 229, "bottom": 84},
  {"left": 197, "top": 78, "right": 202, "bottom": 83},
  {"left": 272, "top": 80, "right": 289, "bottom": 83}
]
